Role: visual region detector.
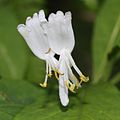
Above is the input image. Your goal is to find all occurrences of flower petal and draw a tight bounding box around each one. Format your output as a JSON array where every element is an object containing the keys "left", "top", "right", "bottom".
[
  {"left": 17, "top": 10, "right": 50, "bottom": 60},
  {"left": 59, "top": 58, "right": 69, "bottom": 106},
  {"left": 39, "top": 10, "right": 47, "bottom": 22},
  {"left": 46, "top": 11, "right": 75, "bottom": 54},
  {"left": 59, "top": 76, "right": 69, "bottom": 106},
  {"left": 17, "top": 24, "right": 45, "bottom": 60}
]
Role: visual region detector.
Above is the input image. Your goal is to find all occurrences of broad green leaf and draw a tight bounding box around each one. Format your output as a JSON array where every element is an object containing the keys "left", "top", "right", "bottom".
[
  {"left": 0, "top": 78, "right": 46, "bottom": 120},
  {"left": 0, "top": 78, "right": 120, "bottom": 120},
  {"left": 92, "top": 0, "right": 120, "bottom": 83},
  {"left": 13, "top": 100, "right": 81, "bottom": 120},
  {"left": 8, "top": 83, "right": 120, "bottom": 120},
  {"left": 0, "top": 103, "right": 23, "bottom": 120},
  {"left": 0, "top": 6, "right": 28, "bottom": 79},
  {"left": 12, "top": 92, "right": 82, "bottom": 120},
  {"left": 0, "top": 78, "right": 46, "bottom": 105},
  {"left": 81, "top": 83, "right": 120, "bottom": 120}
]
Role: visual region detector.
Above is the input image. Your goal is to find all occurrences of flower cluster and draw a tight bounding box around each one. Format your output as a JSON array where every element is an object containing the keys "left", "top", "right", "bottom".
[{"left": 17, "top": 10, "right": 89, "bottom": 106}]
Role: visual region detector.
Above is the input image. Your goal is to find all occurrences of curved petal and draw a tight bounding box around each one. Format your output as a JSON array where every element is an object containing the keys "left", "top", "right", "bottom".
[
  {"left": 17, "top": 10, "right": 50, "bottom": 60},
  {"left": 39, "top": 10, "right": 47, "bottom": 22},
  {"left": 46, "top": 11, "right": 75, "bottom": 54},
  {"left": 59, "top": 57, "right": 69, "bottom": 106},
  {"left": 59, "top": 76, "right": 69, "bottom": 106},
  {"left": 17, "top": 24, "right": 45, "bottom": 60}
]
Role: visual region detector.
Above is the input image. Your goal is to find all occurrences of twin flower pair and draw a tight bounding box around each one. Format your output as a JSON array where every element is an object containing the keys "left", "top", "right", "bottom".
[{"left": 17, "top": 10, "right": 89, "bottom": 106}]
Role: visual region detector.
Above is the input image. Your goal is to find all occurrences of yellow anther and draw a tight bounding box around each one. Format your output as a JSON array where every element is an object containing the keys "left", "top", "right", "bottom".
[
  {"left": 56, "top": 70, "right": 64, "bottom": 75},
  {"left": 65, "top": 80, "right": 76, "bottom": 93},
  {"left": 69, "top": 84, "right": 76, "bottom": 93},
  {"left": 54, "top": 71, "right": 59, "bottom": 80},
  {"left": 54, "top": 68, "right": 64, "bottom": 75},
  {"left": 45, "top": 48, "right": 51, "bottom": 54},
  {"left": 76, "top": 83, "right": 80, "bottom": 89},
  {"left": 40, "top": 82, "right": 47, "bottom": 88},
  {"left": 54, "top": 69, "right": 64, "bottom": 80},
  {"left": 71, "top": 75, "right": 80, "bottom": 89},
  {"left": 47, "top": 73, "right": 52, "bottom": 77},
  {"left": 80, "top": 74, "right": 89, "bottom": 84}
]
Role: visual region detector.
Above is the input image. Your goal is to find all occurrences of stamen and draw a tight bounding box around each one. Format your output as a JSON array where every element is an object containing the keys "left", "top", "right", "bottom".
[
  {"left": 40, "top": 61, "right": 49, "bottom": 88},
  {"left": 45, "top": 48, "right": 51, "bottom": 54},
  {"left": 54, "top": 71, "right": 59, "bottom": 80},
  {"left": 65, "top": 50, "right": 82, "bottom": 75},
  {"left": 71, "top": 75, "right": 80, "bottom": 89},
  {"left": 65, "top": 80, "right": 76, "bottom": 93},
  {"left": 47, "top": 73, "right": 52, "bottom": 77},
  {"left": 80, "top": 74, "right": 89, "bottom": 84},
  {"left": 40, "top": 82, "right": 47, "bottom": 88},
  {"left": 64, "top": 50, "right": 89, "bottom": 85},
  {"left": 65, "top": 62, "right": 80, "bottom": 89},
  {"left": 57, "top": 70, "right": 64, "bottom": 75},
  {"left": 48, "top": 63, "right": 52, "bottom": 77},
  {"left": 54, "top": 68, "right": 64, "bottom": 80}
]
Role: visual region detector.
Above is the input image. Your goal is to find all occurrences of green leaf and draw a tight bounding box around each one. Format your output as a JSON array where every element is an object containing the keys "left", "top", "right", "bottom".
[
  {"left": 0, "top": 78, "right": 46, "bottom": 120},
  {"left": 92, "top": 0, "right": 120, "bottom": 83},
  {"left": 12, "top": 95, "right": 82, "bottom": 120},
  {"left": 0, "top": 78, "right": 120, "bottom": 120},
  {"left": 0, "top": 6, "right": 28, "bottom": 79},
  {"left": 81, "top": 83, "right": 120, "bottom": 120},
  {"left": 0, "top": 78, "right": 46, "bottom": 105},
  {"left": 13, "top": 101, "right": 81, "bottom": 120},
  {"left": 5, "top": 82, "right": 119, "bottom": 120}
]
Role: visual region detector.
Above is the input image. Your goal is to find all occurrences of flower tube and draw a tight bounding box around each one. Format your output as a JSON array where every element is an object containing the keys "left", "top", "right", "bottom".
[
  {"left": 46, "top": 11, "right": 89, "bottom": 106},
  {"left": 17, "top": 10, "right": 59, "bottom": 87}
]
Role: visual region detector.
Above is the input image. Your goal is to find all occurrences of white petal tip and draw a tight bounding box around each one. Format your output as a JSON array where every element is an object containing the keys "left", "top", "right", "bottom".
[
  {"left": 65, "top": 11, "right": 71, "bottom": 15},
  {"left": 17, "top": 24, "right": 25, "bottom": 30},
  {"left": 39, "top": 10, "right": 47, "bottom": 22},
  {"left": 17, "top": 24, "right": 28, "bottom": 37},
  {"left": 26, "top": 16, "right": 31, "bottom": 21},
  {"left": 48, "top": 13, "right": 56, "bottom": 21},
  {"left": 61, "top": 99, "right": 69, "bottom": 107},
  {"left": 59, "top": 86, "right": 69, "bottom": 107},
  {"left": 65, "top": 11, "right": 72, "bottom": 19},
  {"left": 39, "top": 10, "right": 44, "bottom": 14},
  {"left": 33, "top": 13, "right": 38, "bottom": 17},
  {"left": 50, "top": 13, "right": 56, "bottom": 17},
  {"left": 26, "top": 17, "right": 32, "bottom": 26},
  {"left": 56, "top": 10, "right": 64, "bottom": 15},
  {"left": 17, "top": 24, "right": 27, "bottom": 34}
]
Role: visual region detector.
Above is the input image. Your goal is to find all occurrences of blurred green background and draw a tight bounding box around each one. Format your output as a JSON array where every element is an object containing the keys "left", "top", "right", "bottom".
[{"left": 0, "top": 0, "right": 120, "bottom": 120}]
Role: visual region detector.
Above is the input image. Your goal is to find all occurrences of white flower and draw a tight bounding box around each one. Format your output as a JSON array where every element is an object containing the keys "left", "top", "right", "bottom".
[
  {"left": 17, "top": 10, "right": 59, "bottom": 88},
  {"left": 17, "top": 10, "right": 89, "bottom": 107},
  {"left": 46, "top": 11, "right": 89, "bottom": 106}
]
